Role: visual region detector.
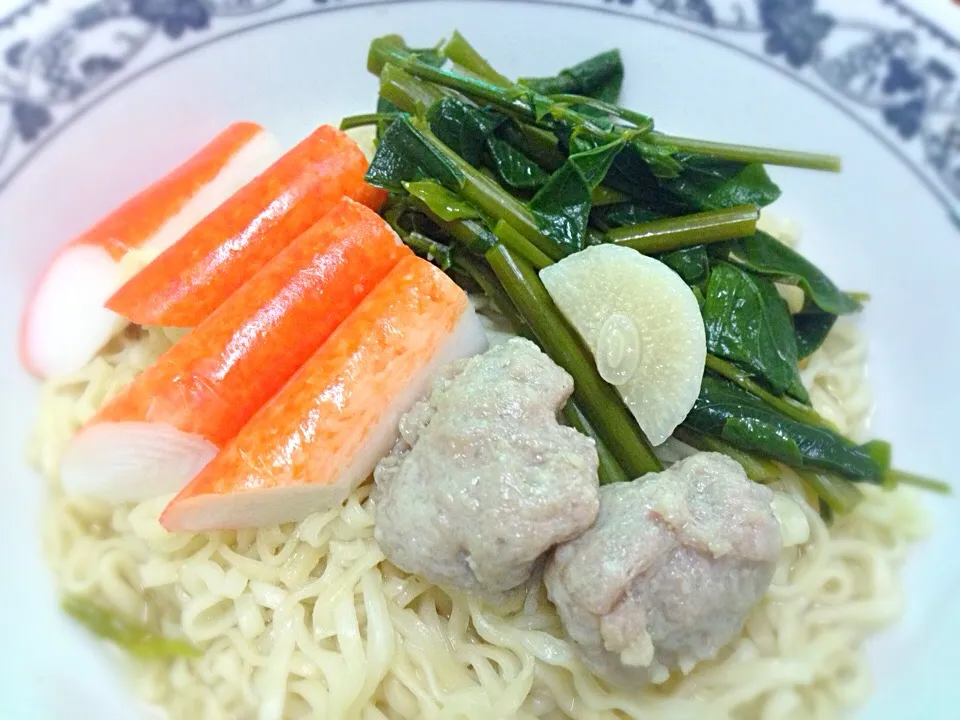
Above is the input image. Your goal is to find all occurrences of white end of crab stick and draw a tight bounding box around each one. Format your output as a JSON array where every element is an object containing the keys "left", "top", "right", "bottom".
[
  {"left": 19, "top": 122, "right": 280, "bottom": 379},
  {"left": 161, "top": 257, "right": 489, "bottom": 532},
  {"left": 60, "top": 422, "right": 218, "bottom": 502}
]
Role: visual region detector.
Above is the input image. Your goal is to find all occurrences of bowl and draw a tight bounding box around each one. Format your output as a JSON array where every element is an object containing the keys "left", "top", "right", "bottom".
[{"left": 1, "top": 1, "right": 958, "bottom": 717}]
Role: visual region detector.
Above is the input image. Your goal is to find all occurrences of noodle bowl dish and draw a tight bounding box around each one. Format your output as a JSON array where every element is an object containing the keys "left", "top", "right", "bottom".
[{"left": 1, "top": 6, "right": 958, "bottom": 719}]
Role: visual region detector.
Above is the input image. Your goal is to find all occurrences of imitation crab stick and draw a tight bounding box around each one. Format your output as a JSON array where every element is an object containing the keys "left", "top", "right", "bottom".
[
  {"left": 60, "top": 198, "right": 410, "bottom": 502},
  {"left": 19, "top": 122, "right": 281, "bottom": 378},
  {"left": 160, "top": 255, "right": 488, "bottom": 532},
  {"left": 107, "top": 125, "right": 388, "bottom": 328}
]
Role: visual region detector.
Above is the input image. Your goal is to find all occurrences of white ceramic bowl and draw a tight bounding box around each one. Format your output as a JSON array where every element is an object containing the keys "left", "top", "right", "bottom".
[{"left": 1, "top": 1, "right": 958, "bottom": 717}]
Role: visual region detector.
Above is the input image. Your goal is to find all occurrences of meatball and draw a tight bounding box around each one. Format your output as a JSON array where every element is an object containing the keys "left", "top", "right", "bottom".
[
  {"left": 373, "top": 337, "right": 600, "bottom": 597},
  {"left": 544, "top": 452, "right": 781, "bottom": 686}
]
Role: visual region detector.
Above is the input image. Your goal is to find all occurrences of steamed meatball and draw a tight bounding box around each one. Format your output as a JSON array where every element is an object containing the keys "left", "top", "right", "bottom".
[
  {"left": 373, "top": 338, "right": 600, "bottom": 597},
  {"left": 544, "top": 452, "right": 781, "bottom": 686}
]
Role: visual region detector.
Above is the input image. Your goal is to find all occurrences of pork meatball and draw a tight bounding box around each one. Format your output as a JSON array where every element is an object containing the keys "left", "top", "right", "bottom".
[
  {"left": 544, "top": 452, "right": 781, "bottom": 686},
  {"left": 373, "top": 338, "right": 600, "bottom": 597}
]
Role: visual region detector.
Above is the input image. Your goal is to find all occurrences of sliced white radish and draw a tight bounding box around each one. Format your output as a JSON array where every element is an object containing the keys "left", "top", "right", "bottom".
[
  {"left": 60, "top": 422, "right": 218, "bottom": 502},
  {"left": 540, "top": 244, "right": 706, "bottom": 446},
  {"left": 19, "top": 123, "right": 281, "bottom": 379}
]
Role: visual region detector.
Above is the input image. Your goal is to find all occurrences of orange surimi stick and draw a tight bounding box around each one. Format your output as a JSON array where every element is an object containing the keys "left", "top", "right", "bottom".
[
  {"left": 60, "top": 198, "right": 410, "bottom": 502},
  {"left": 106, "top": 125, "right": 388, "bottom": 328},
  {"left": 19, "top": 122, "right": 281, "bottom": 378},
  {"left": 161, "top": 256, "right": 488, "bottom": 532}
]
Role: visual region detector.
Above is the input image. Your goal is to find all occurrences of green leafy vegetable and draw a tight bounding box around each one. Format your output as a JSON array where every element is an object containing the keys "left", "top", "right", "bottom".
[
  {"left": 724, "top": 231, "right": 861, "bottom": 315},
  {"left": 519, "top": 50, "right": 624, "bottom": 103},
  {"left": 63, "top": 595, "right": 200, "bottom": 660},
  {"left": 362, "top": 33, "right": 954, "bottom": 500},
  {"left": 703, "top": 263, "right": 808, "bottom": 401},
  {"left": 684, "top": 376, "right": 880, "bottom": 481}
]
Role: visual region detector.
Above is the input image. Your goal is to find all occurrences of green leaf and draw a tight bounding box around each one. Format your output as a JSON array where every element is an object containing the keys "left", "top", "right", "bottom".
[
  {"left": 794, "top": 307, "right": 837, "bottom": 359},
  {"left": 427, "top": 97, "right": 503, "bottom": 167},
  {"left": 404, "top": 180, "right": 481, "bottom": 221},
  {"left": 63, "top": 595, "right": 200, "bottom": 660},
  {"left": 664, "top": 156, "right": 781, "bottom": 211},
  {"left": 703, "top": 263, "right": 808, "bottom": 401},
  {"left": 519, "top": 49, "right": 624, "bottom": 103},
  {"left": 724, "top": 231, "right": 861, "bottom": 315},
  {"left": 486, "top": 135, "right": 551, "bottom": 190},
  {"left": 685, "top": 376, "right": 880, "bottom": 479},
  {"left": 659, "top": 246, "right": 710, "bottom": 286},
  {"left": 366, "top": 115, "right": 465, "bottom": 193},
  {"left": 529, "top": 138, "right": 623, "bottom": 254}
]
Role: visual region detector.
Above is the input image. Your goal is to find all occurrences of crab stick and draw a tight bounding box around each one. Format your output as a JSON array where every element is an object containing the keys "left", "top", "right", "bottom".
[
  {"left": 161, "top": 256, "right": 488, "bottom": 532},
  {"left": 107, "top": 125, "right": 388, "bottom": 328},
  {"left": 60, "top": 198, "right": 410, "bottom": 502},
  {"left": 19, "top": 122, "right": 281, "bottom": 378}
]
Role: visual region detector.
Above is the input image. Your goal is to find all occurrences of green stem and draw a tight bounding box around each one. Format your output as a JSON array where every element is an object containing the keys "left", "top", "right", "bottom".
[
  {"left": 485, "top": 245, "right": 662, "bottom": 477},
  {"left": 651, "top": 133, "right": 842, "bottom": 172},
  {"left": 441, "top": 31, "right": 513, "bottom": 87},
  {"left": 608, "top": 205, "right": 760, "bottom": 254},
  {"left": 379, "top": 62, "right": 446, "bottom": 114},
  {"left": 673, "top": 427, "right": 780, "bottom": 483},
  {"left": 339, "top": 113, "right": 395, "bottom": 130},
  {"left": 705, "top": 355, "right": 838, "bottom": 431},
  {"left": 798, "top": 469, "right": 863, "bottom": 515},
  {"left": 563, "top": 401, "right": 630, "bottom": 485},
  {"left": 884, "top": 469, "right": 951, "bottom": 494}
]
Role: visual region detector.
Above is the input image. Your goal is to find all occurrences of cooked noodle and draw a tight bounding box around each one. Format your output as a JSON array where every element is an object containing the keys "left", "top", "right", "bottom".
[{"left": 31, "top": 222, "right": 930, "bottom": 719}]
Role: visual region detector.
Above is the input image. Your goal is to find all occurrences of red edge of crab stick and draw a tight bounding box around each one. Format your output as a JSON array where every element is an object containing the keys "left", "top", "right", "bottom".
[
  {"left": 106, "top": 124, "right": 388, "bottom": 328},
  {"left": 19, "top": 122, "right": 281, "bottom": 379},
  {"left": 160, "top": 256, "right": 489, "bottom": 532},
  {"left": 59, "top": 198, "right": 410, "bottom": 502}
]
